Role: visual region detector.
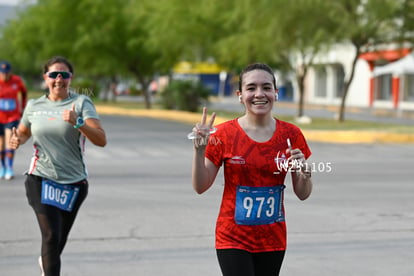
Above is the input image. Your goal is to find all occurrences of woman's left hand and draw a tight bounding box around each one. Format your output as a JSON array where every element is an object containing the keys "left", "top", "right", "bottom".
[
  {"left": 62, "top": 104, "right": 77, "bottom": 126},
  {"left": 287, "top": 148, "right": 308, "bottom": 171}
]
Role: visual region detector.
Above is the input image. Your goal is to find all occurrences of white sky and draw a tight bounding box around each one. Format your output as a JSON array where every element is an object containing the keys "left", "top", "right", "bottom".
[
  {"left": 0, "top": 0, "right": 35, "bottom": 5},
  {"left": 0, "top": 0, "right": 18, "bottom": 4}
]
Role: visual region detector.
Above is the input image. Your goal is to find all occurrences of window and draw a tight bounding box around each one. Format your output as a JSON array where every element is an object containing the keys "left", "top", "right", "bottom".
[
  {"left": 375, "top": 74, "right": 392, "bottom": 100},
  {"left": 402, "top": 74, "right": 414, "bottom": 102},
  {"left": 314, "top": 66, "right": 327, "bottom": 98}
]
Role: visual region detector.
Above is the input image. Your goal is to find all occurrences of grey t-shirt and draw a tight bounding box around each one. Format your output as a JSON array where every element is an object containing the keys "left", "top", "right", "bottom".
[{"left": 21, "top": 93, "right": 99, "bottom": 183}]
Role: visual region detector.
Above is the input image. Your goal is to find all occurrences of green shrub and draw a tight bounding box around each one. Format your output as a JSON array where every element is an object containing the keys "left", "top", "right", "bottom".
[
  {"left": 128, "top": 83, "right": 143, "bottom": 96},
  {"left": 161, "top": 80, "right": 210, "bottom": 112}
]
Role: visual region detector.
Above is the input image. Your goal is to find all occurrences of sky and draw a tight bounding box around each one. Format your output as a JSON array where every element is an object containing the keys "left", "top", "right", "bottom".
[
  {"left": 0, "top": 0, "right": 18, "bottom": 4},
  {"left": 0, "top": 0, "right": 35, "bottom": 5}
]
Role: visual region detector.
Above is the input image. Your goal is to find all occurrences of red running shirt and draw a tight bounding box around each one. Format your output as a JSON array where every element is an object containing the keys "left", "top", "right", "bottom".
[
  {"left": 205, "top": 118, "right": 311, "bottom": 253},
  {"left": 0, "top": 75, "right": 27, "bottom": 124}
]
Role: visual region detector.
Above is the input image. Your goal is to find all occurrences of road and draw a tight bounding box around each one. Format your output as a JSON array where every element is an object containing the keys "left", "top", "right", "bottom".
[{"left": 1, "top": 114, "right": 413, "bottom": 275}]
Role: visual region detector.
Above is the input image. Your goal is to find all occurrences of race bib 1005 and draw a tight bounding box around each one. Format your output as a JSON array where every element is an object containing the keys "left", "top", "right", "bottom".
[
  {"left": 41, "top": 179, "right": 80, "bottom": 212},
  {"left": 235, "top": 185, "right": 285, "bottom": 225}
]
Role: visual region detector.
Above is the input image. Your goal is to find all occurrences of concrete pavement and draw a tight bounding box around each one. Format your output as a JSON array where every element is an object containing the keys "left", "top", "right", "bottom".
[{"left": 2, "top": 116, "right": 413, "bottom": 276}]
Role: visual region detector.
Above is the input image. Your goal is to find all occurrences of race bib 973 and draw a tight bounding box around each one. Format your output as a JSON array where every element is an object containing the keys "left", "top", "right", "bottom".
[
  {"left": 41, "top": 179, "right": 80, "bottom": 212},
  {"left": 235, "top": 185, "right": 285, "bottom": 225}
]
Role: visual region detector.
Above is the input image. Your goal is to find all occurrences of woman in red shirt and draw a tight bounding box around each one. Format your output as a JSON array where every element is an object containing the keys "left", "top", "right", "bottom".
[
  {"left": 191, "top": 63, "right": 313, "bottom": 276},
  {"left": 0, "top": 61, "right": 27, "bottom": 180}
]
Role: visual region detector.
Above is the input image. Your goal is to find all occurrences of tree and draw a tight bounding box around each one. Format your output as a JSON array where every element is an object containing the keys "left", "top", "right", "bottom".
[
  {"left": 327, "top": 0, "right": 405, "bottom": 122},
  {"left": 396, "top": 0, "right": 414, "bottom": 45},
  {"left": 207, "top": 0, "right": 287, "bottom": 70},
  {"left": 0, "top": 0, "right": 79, "bottom": 76},
  {"left": 209, "top": 0, "right": 335, "bottom": 118},
  {"left": 3, "top": 0, "right": 408, "bottom": 118},
  {"left": 273, "top": 0, "right": 337, "bottom": 118},
  {"left": 143, "top": 0, "right": 228, "bottom": 68},
  {"left": 72, "top": 0, "right": 146, "bottom": 102},
  {"left": 0, "top": 0, "right": 164, "bottom": 108}
]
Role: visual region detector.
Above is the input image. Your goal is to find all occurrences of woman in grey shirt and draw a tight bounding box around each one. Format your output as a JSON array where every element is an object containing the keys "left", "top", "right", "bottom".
[{"left": 9, "top": 56, "right": 106, "bottom": 276}]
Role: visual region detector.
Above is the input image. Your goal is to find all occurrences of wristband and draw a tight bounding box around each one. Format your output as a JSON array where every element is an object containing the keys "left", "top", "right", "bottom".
[{"left": 74, "top": 117, "right": 85, "bottom": 129}]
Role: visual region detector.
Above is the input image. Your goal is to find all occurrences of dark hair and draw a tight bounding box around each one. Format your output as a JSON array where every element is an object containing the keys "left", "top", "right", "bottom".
[
  {"left": 238, "top": 63, "right": 276, "bottom": 91},
  {"left": 43, "top": 56, "right": 74, "bottom": 74}
]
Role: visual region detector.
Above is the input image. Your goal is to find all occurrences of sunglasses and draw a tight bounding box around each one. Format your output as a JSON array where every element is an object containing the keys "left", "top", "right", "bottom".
[{"left": 46, "top": 71, "right": 72, "bottom": 79}]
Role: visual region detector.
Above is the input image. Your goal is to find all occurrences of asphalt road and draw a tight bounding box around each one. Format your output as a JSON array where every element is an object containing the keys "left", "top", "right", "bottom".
[{"left": 1, "top": 114, "right": 413, "bottom": 276}]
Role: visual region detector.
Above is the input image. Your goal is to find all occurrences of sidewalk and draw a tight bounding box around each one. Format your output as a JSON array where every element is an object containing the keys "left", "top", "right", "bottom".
[{"left": 96, "top": 96, "right": 414, "bottom": 144}]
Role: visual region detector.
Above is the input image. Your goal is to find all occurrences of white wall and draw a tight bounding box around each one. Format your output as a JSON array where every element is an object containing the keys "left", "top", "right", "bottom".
[
  {"left": 346, "top": 59, "right": 371, "bottom": 107},
  {"left": 302, "top": 44, "right": 374, "bottom": 108}
]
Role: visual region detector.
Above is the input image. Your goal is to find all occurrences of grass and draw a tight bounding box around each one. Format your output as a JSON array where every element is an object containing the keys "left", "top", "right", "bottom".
[
  {"left": 204, "top": 109, "right": 414, "bottom": 133},
  {"left": 28, "top": 91, "right": 414, "bottom": 134},
  {"left": 104, "top": 101, "right": 413, "bottom": 133}
]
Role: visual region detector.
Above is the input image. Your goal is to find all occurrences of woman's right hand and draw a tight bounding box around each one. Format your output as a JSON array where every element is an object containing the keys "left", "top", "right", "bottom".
[
  {"left": 9, "top": 127, "right": 21, "bottom": 150},
  {"left": 191, "top": 107, "right": 216, "bottom": 149}
]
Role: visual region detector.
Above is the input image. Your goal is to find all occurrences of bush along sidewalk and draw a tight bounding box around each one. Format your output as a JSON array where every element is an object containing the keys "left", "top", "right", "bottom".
[{"left": 160, "top": 80, "right": 210, "bottom": 112}]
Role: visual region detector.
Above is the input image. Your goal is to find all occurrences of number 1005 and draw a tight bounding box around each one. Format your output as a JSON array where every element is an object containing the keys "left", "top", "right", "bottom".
[{"left": 43, "top": 184, "right": 69, "bottom": 205}]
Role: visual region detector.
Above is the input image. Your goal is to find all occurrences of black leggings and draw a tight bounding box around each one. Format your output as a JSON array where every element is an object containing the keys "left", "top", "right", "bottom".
[
  {"left": 25, "top": 174, "right": 88, "bottom": 276},
  {"left": 217, "top": 249, "right": 285, "bottom": 276}
]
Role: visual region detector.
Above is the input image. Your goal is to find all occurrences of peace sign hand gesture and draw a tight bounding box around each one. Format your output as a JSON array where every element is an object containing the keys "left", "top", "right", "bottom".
[{"left": 188, "top": 107, "right": 216, "bottom": 148}]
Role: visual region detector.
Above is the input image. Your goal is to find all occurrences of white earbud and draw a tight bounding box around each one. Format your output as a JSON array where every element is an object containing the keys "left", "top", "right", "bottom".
[
  {"left": 238, "top": 95, "right": 242, "bottom": 103},
  {"left": 275, "top": 93, "right": 279, "bottom": 102}
]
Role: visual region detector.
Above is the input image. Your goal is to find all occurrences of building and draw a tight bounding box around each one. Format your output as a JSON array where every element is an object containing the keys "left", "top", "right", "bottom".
[
  {"left": 301, "top": 44, "right": 414, "bottom": 113},
  {"left": 172, "top": 61, "right": 233, "bottom": 96}
]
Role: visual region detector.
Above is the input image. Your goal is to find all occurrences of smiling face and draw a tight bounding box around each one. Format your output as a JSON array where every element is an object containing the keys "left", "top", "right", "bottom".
[
  {"left": 43, "top": 62, "right": 72, "bottom": 101},
  {"left": 238, "top": 69, "right": 277, "bottom": 117}
]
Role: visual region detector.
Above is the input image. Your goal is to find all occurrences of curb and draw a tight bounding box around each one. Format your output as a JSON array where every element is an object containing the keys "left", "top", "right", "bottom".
[
  {"left": 96, "top": 106, "right": 228, "bottom": 125},
  {"left": 302, "top": 130, "right": 414, "bottom": 144},
  {"left": 96, "top": 106, "right": 414, "bottom": 144}
]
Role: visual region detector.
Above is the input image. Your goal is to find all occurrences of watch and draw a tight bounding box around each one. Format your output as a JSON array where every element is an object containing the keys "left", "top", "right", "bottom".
[{"left": 73, "top": 117, "right": 85, "bottom": 129}]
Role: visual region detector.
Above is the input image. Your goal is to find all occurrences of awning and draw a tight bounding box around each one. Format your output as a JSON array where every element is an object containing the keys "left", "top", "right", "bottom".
[{"left": 373, "top": 53, "right": 414, "bottom": 77}]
